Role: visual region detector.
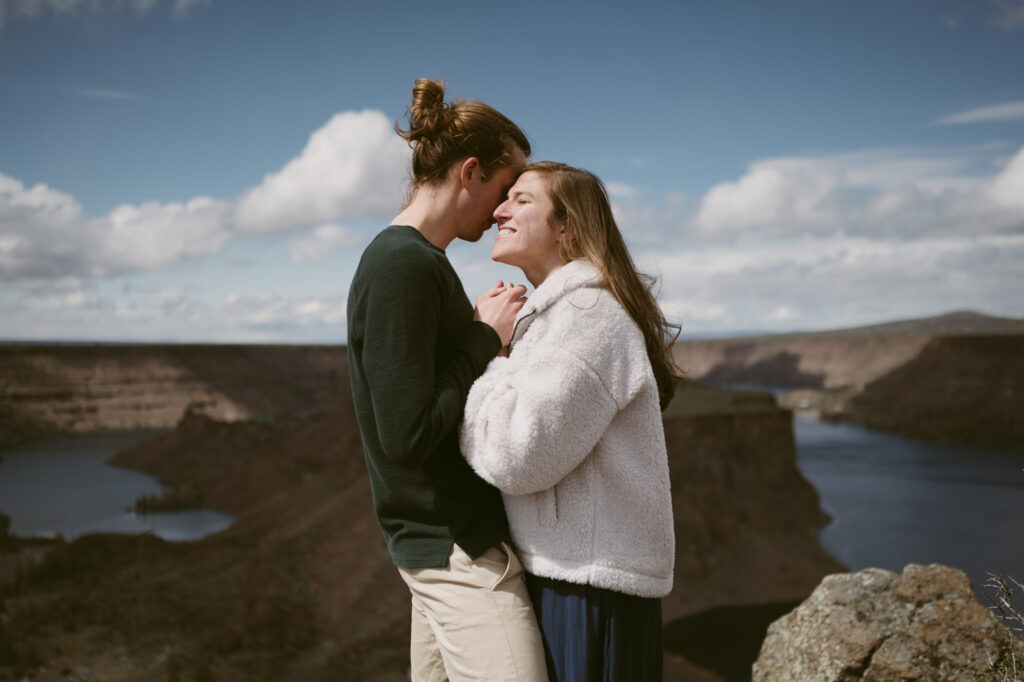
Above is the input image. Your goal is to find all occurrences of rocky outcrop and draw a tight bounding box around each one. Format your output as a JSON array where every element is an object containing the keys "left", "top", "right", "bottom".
[{"left": 753, "top": 564, "right": 1024, "bottom": 681}]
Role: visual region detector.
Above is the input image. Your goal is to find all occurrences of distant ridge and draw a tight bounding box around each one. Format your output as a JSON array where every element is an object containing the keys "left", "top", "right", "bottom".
[{"left": 709, "top": 310, "right": 1024, "bottom": 341}]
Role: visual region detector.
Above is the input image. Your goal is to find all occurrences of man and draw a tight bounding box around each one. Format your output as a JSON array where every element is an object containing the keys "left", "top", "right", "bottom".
[{"left": 346, "top": 79, "right": 547, "bottom": 681}]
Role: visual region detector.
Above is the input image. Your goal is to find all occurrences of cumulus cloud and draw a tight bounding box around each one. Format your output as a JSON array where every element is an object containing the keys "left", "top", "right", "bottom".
[
  {"left": 90, "top": 196, "right": 234, "bottom": 274},
  {"left": 691, "top": 158, "right": 847, "bottom": 236},
  {"left": 936, "top": 100, "right": 1024, "bottom": 125},
  {"left": 0, "top": 173, "right": 233, "bottom": 281},
  {"left": 632, "top": 144, "right": 1024, "bottom": 334},
  {"left": 288, "top": 224, "right": 364, "bottom": 263},
  {"left": 0, "top": 282, "right": 351, "bottom": 342},
  {"left": 991, "top": 146, "right": 1024, "bottom": 210},
  {"left": 641, "top": 231, "right": 1024, "bottom": 335},
  {"left": 235, "top": 110, "right": 409, "bottom": 233},
  {"left": 690, "top": 146, "right": 1024, "bottom": 240},
  {"left": 223, "top": 291, "right": 347, "bottom": 329},
  {"left": 1, "top": 107, "right": 409, "bottom": 285},
  {"left": 6, "top": 104, "right": 1023, "bottom": 340}
]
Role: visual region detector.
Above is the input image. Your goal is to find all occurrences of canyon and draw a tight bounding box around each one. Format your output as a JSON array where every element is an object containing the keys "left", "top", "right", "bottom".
[
  {"left": 1, "top": 309, "right": 1021, "bottom": 679},
  {"left": 1, "top": 346, "right": 837, "bottom": 680}
]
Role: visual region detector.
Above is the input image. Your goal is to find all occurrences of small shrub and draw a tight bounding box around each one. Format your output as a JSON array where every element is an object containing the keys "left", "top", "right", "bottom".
[{"left": 975, "top": 574, "right": 1024, "bottom": 682}]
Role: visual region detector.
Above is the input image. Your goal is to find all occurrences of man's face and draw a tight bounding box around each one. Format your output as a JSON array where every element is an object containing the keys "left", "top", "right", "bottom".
[{"left": 459, "top": 146, "right": 528, "bottom": 243}]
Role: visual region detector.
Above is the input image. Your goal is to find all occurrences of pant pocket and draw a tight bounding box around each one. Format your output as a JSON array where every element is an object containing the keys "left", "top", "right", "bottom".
[{"left": 486, "top": 542, "right": 516, "bottom": 591}]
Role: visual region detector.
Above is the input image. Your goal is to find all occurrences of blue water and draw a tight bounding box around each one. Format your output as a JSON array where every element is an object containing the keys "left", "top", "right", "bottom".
[
  {"left": 794, "top": 415, "right": 1024, "bottom": 594},
  {"left": 0, "top": 431, "right": 233, "bottom": 542}
]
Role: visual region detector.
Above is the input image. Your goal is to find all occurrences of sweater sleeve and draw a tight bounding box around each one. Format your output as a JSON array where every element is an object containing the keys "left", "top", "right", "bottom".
[
  {"left": 460, "top": 311, "right": 624, "bottom": 495},
  {"left": 360, "top": 250, "right": 500, "bottom": 468}
]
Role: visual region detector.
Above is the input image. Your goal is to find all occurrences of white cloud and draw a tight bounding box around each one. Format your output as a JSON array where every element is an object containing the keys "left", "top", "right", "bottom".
[
  {"left": 691, "top": 157, "right": 846, "bottom": 236},
  {"left": 288, "top": 224, "right": 364, "bottom": 263},
  {"left": 607, "top": 185, "right": 687, "bottom": 248},
  {"left": 223, "top": 291, "right": 348, "bottom": 328},
  {"left": 1, "top": 107, "right": 411, "bottom": 285},
  {"left": 993, "top": 0, "right": 1024, "bottom": 31},
  {"left": 0, "top": 174, "right": 86, "bottom": 280},
  {"left": 70, "top": 87, "right": 142, "bottom": 101},
  {"left": 0, "top": 172, "right": 234, "bottom": 281},
  {"left": 605, "top": 182, "right": 639, "bottom": 200},
  {"left": 690, "top": 146, "right": 1024, "bottom": 239},
  {"left": 5, "top": 113, "right": 1024, "bottom": 341},
  {"left": 630, "top": 144, "right": 1024, "bottom": 334},
  {"left": 90, "top": 196, "right": 234, "bottom": 274},
  {"left": 0, "top": 0, "right": 208, "bottom": 30},
  {"left": 641, "top": 231, "right": 1024, "bottom": 334},
  {"left": 171, "top": 0, "right": 207, "bottom": 17},
  {"left": 936, "top": 100, "right": 1024, "bottom": 125},
  {"left": 990, "top": 145, "right": 1024, "bottom": 210},
  {"left": 235, "top": 110, "right": 409, "bottom": 233},
  {"left": 0, "top": 282, "right": 351, "bottom": 342},
  {"left": 11, "top": 0, "right": 121, "bottom": 17},
  {"left": 769, "top": 305, "right": 799, "bottom": 322}
]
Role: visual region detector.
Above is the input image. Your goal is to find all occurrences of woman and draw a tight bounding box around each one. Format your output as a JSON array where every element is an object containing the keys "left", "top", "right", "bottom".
[{"left": 461, "top": 161, "right": 678, "bottom": 680}]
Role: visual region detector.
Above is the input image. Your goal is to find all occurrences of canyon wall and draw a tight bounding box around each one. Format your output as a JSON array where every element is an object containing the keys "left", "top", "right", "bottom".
[
  {"left": 674, "top": 319, "right": 1024, "bottom": 449},
  {"left": 0, "top": 343, "right": 346, "bottom": 451}
]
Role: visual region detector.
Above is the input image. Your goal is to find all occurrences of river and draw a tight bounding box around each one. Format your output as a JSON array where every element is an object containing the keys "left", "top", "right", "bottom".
[
  {"left": 0, "top": 430, "right": 233, "bottom": 541},
  {"left": 794, "top": 414, "right": 1024, "bottom": 594},
  {"left": 1, "top": 418, "right": 1021, "bottom": 589}
]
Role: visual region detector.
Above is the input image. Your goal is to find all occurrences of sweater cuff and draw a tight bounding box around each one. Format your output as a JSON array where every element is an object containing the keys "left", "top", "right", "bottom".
[{"left": 464, "top": 320, "right": 502, "bottom": 369}]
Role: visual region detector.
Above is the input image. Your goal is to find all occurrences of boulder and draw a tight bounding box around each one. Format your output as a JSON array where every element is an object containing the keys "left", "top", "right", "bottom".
[{"left": 753, "top": 563, "right": 1024, "bottom": 681}]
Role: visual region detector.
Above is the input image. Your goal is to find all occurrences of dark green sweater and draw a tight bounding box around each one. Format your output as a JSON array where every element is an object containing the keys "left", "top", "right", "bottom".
[{"left": 346, "top": 225, "right": 509, "bottom": 567}]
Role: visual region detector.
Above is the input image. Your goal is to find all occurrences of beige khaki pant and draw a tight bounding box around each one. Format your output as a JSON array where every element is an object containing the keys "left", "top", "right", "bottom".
[{"left": 397, "top": 542, "right": 549, "bottom": 682}]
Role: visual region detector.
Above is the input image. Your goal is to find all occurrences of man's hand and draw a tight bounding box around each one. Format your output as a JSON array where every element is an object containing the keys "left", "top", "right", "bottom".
[{"left": 474, "top": 280, "right": 527, "bottom": 347}]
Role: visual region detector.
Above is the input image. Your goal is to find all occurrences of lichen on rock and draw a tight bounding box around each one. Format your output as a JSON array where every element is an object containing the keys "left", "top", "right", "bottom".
[{"left": 752, "top": 563, "right": 1024, "bottom": 682}]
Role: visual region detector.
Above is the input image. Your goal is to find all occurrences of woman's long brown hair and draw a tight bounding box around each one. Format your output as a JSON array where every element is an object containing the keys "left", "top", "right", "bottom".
[{"left": 526, "top": 161, "right": 681, "bottom": 409}]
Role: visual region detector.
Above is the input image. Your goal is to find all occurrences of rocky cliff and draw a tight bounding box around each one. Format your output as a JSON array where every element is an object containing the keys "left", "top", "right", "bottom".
[
  {"left": 0, "top": 363, "right": 840, "bottom": 681},
  {"left": 674, "top": 312, "right": 1024, "bottom": 448},
  {"left": 0, "top": 343, "right": 346, "bottom": 451}
]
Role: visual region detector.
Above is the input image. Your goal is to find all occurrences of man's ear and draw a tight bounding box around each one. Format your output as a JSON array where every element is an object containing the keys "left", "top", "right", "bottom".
[{"left": 459, "top": 157, "right": 481, "bottom": 190}]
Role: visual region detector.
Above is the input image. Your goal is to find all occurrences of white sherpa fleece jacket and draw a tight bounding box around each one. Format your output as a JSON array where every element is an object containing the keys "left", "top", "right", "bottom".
[{"left": 460, "top": 260, "right": 675, "bottom": 598}]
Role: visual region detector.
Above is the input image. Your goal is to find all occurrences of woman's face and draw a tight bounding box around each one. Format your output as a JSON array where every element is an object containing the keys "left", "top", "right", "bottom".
[{"left": 491, "top": 171, "right": 566, "bottom": 285}]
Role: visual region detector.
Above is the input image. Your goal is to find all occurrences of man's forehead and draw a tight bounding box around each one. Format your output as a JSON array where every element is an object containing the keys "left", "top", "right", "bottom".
[{"left": 510, "top": 145, "right": 528, "bottom": 169}]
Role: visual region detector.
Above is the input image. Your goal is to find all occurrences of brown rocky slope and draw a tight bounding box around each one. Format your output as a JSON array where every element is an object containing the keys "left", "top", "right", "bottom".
[
  {"left": 0, "top": 364, "right": 840, "bottom": 681},
  {"left": 674, "top": 311, "right": 1024, "bottom": 448},
  {"left": 0, "top": 343, "right": 347, "bottom": 452}
]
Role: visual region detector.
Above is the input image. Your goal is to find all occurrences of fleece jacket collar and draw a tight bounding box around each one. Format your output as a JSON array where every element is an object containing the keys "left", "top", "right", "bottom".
[{"left": 519, "top": 259, "right": 603, "bottom": 320}]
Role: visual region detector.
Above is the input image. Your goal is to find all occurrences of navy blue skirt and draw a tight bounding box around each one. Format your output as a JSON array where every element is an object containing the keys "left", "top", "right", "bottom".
[{"left": 525, "top": 573, "right": 663, "bottom": 681}]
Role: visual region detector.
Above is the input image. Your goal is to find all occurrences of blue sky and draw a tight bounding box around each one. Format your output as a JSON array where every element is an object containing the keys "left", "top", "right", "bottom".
[{"left": 1, "top": 0, "right": 1023, "bottom": 342}]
